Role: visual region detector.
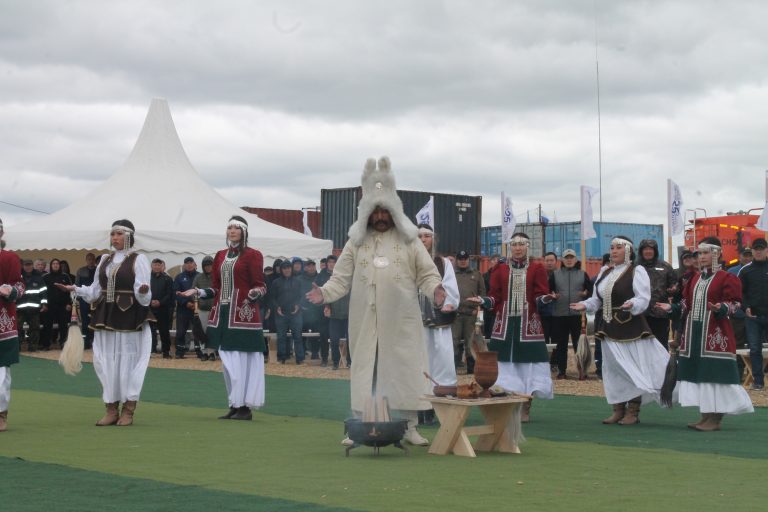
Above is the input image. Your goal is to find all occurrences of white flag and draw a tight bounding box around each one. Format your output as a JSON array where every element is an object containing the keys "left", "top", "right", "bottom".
[
  {"left": 415, "top": 196, "right": 434, "bottom": 229},
  {"left": 580, "top": 185, "right": 599, "bottom": 240},
  {"left": 302, "top": 209, "right": 312, "bottom": 237},
  {"left": 668, "top": 179, "right": 684, "bottom": 236},
  {"left": 757, "top": 171, "right": 768, "bottom": 232},
  {"left": 501, "top": 192, "right": 516, "bottom": 243}
]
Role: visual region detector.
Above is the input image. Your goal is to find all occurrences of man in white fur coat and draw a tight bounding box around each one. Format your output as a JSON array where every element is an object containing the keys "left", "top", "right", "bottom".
[{"left": 307, "top": 157, "right": 446, "bottom": 446}]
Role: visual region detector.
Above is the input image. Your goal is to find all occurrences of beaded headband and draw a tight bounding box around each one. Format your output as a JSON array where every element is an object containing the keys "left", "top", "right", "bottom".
[
  {"left": 418, "top": 226, "right": 434, "bottom": 236},
  {"left": 110, "top": 224, "right": 134, "bottom": 234},
  {"left": 228, "top": 219, "right": 248, "bottom": 232},
  {"left": 510, "top": 235, "right": 530, "bottom": 246}
]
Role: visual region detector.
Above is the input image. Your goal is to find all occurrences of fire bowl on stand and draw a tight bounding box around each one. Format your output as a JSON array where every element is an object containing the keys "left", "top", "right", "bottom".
[{"left": 344, "top": 418, "right": 409, "bottom": 456}]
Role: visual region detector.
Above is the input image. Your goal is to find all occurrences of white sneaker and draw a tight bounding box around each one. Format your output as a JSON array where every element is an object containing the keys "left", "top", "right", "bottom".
[
  {"left": 403, "top": 428, "right": 429, "bottom": 446},
  {"left": 341, "top": 436, "right": 354, "bottom": 447}
]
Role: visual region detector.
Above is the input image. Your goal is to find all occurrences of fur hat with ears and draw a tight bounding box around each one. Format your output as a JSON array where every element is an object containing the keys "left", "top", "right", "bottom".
[{"left": 347, "top": 156, "right": 418, "bottom": 246}]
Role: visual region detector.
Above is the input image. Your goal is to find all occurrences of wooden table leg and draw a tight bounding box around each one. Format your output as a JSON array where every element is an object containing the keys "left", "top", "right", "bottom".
[
  {"left": 474, "top": 403, "right": 521, "bottom": 454},
  {"left": 429, "top": 403, "right": 474, "bottom": 457},
  {"left": 742, "top": 354, "right": 754, "bottom": 387}
]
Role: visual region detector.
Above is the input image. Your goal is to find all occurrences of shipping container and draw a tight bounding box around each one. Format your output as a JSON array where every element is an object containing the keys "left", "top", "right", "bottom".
[
  {"left": 481, "top": 221, "right": 663, "bottom": 261},
  {"left": 241, "top": 207, "right": 321, "bottom": 237},
  {"left": 544, "top": 222, "right": 664, "bottom": 260},
  {"left": 321, "top": 187, "right": 482, "bottom": 255},
  {"left": 480, "top": 223, "right": 545, "bottom": 258}
]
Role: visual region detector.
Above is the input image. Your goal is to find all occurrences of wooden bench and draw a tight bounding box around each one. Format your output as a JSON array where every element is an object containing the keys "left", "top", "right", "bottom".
[
  {"left": 736, "top": 346, "right": 768, "bottom": 387},
  {"left": 424, "top": 395, "right": 528, "bottom": 457}
]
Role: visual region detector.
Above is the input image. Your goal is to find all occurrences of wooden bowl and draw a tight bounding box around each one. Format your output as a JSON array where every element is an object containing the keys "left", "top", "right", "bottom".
[{"left": 433, "top": 385, "right": 458, "bottom": 397}]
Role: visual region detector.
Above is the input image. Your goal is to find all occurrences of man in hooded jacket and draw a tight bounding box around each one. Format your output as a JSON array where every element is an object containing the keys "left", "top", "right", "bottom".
[{"left": 637, "top": 239, "right": 677, "bottom": 349}]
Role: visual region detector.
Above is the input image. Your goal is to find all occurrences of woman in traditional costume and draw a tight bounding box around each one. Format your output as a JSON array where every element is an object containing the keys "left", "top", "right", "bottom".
[
  {"left": 0, "top": 218, "right": 25, "bottom": 432},
  {"left": 474, "top": 232, "right": 554, "bottom": 422},
  {"left": 571, "top": 236, "right": 669, "bottom": 425},
  {"left": 656, "top": 237, "right": 753, "bottom": 431},
  {"left": 179, "top": 215, "right": 266, "bottom": 420},
  {"left": 59, "top": 219, "right": 152, "bottom": 426}
]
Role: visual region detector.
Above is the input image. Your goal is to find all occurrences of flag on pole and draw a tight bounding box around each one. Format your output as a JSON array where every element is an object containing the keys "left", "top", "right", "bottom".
[
  {"left": 302, "top": 209, "right": 313, "bottom": 237},
  {"left": 501, "top": 192, "right": 516, "bottom": 243},
  {"left": 757, "top": 171, "right": 768, "bottom": 232},
  {"left": 668, "top": 179, "right": 684, "bottom": 236},
  {"left": 415, "top": 196, "right": 434, "bottom": 229},
  {"left": 580, "top": 186, "right": 599, "bottom": 240}
]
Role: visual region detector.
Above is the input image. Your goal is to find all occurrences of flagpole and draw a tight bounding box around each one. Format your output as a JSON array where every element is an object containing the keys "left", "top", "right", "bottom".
[{"left": 667, "top": 179, "right": 673, "bottom": 265}]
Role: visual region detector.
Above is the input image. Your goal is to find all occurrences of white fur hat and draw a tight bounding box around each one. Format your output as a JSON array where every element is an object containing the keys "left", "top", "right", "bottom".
[{"left": 347, "top": 156, "right": 418, "bottom": 246}]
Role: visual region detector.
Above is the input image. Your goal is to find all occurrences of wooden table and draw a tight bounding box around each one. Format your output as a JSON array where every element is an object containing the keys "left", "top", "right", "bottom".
[{"left": 424, "top": 395, "right": 528, "bottom": 458}]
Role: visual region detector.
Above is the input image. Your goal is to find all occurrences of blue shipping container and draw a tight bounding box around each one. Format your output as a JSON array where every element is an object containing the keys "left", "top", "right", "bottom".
[
  {"left": 481, "top": 222, "right": 664, "bottom": 260},
  {"left": 543, "top": 222, "right": 664, "bottom": 260}
]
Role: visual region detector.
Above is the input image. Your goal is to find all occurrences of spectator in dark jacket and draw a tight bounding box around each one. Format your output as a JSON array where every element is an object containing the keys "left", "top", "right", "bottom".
[
  {"left": 739, "top": 237, "right": 768, "bottom": 390},
  {"left": 17, "top": 259, "right": 47, "bottom": 352},
  {"left": 41, "top": 258, "right": 73, "bottom": 350},
  {"left": 549, "top": 250, "right": 593, "bottom": 379},
  {"left": 271, "top": 260, "right": 304, "bottom": 364},
  {"left": 637, "top": 239, "right": 677, "bottom": 348},
  {"left": 300, "top": 259, "right": 328, "bottom": 363},
  {"left": 75, "top": 253, "right": 97, "bottom": 349},
  {"left": 173, "top": 257, "right": 199, "bottom": 358},
  {"left": 149, "top": 258, "right": 174, "bottom": 358},
  {"left": 322, "top": 255, "right": 351, "bottom": 370}
]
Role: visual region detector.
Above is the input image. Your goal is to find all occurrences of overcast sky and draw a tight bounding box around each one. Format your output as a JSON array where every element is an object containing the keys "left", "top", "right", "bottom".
[{"left": 1, "top": 0, "right": 766, "bottom": 244}]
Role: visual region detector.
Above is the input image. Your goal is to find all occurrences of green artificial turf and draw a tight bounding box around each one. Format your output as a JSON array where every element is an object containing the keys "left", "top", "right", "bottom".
[{"left": 3, "top": 356, "right": 767, "bottom": 511}]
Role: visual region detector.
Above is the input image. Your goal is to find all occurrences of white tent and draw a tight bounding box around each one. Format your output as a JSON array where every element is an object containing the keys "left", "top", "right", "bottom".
[{"left": 6, "top": 99, "right": 332, "bottom": 268}]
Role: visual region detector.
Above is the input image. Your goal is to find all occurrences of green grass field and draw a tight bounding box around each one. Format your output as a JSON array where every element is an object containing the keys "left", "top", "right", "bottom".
[{"left": 1, "top": 356, "right": 766, "bottom": 511}]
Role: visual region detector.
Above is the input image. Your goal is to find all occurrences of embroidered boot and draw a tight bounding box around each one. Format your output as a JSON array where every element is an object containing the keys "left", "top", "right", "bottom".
[
  {"left": 688, "top": 413, "right": 710, "bottom": 429},
  {"left": 694, "top": 413, "right": 723, "bottom": 432},
  {"left": 116, "top": 401, "right": 137, "bottom": 426},
  {"left": 0, "top": 410, "right": 7, "bottom": 432},
  {"left": 618, "top": 398, "right": 641, "bottom": 425},
  {"left": 521, "top": 399, "right": 532, "bottom": 423},
  {"left": 602, "top": 403, "right": 626, "bottom": 424},
  {"left": 96, "top": 402, "right": 120, "bottom": 426}
]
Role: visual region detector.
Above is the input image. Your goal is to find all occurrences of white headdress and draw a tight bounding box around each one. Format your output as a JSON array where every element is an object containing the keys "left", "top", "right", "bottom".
[
  {"left": 611, "top": 237, "right": 633, "bottom": 265},
  {"left": 347, "top": 156, "right": 418, "bottom": 245}
]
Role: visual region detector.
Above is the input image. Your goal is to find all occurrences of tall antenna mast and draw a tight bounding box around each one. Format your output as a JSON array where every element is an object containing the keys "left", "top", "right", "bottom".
[{"left": 594, "top": 1, "right": 603, "bottom": 221}]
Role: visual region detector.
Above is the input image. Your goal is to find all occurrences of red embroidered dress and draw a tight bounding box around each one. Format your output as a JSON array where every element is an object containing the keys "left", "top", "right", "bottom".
[
  {"left": 0, "top": 250, "right": 24, "bottom": 367},
  {"left": 205, "top": 247, "right": 267, "bottom": 352},
  {"left": 678, "top": 270, "right": 742, "bottom": 385},
  {"left": 483, "top": 259, "right": 549, "bottom": 363}
]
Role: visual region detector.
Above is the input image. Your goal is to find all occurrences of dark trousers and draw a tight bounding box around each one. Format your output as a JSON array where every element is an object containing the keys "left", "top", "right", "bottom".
[
  {"left": 175, "top": 310, "right": 194, "bottom": 354},
  {"left": 745, "top": 316, "right": 768, "bottom": 387},
  {"left": 645, "top": 316, "right": 670, "bottom": 349},
  {"left": 304, "top": 316, "right": 330, "bottom": 362},
  {"left": 150, "top": 307, "right": 172, "bottom": 354},
  {"left": 329, "top": 318, "right": 350, "bottom": 366},
  {"left": 276, "top": 312, "right": 303, "bottom": 363},
  {"left": 41, "top": 305, "right": 70, "bottom": 349},
  {"left": 17, "top": 309, "right": 41, "bottom": 350},
  {"left": 551, "top": 315, "right": 581, "bottom": 374},
  {"left": 78, "top": 298, "right": 93, "bottom": 348}
]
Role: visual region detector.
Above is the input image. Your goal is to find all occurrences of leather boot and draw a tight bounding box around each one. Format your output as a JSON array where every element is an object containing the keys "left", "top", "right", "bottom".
[
  {"left": 218, "top": 407, "right": 238, "bottom": 420},
  {"left": 116, "top": 401, "right": 137, "bottom": 426},
  {"left": 602, "top": 403, "right": 626, "bottom": 424},
  {"left": 521, "top": 400, "right": 532, "bottom": 423},
  {"left": 231, "top": 406, "right": 252, "bottom": 421},
  {"left": 0, "top": 410, "right": 7, "bottom": 432},
  {"left": 96, "top": 402, "right": 120, "bottom": 426},
  {"left": 687, "top": 413, "right": 710, "bottom": 429},
  {"left": 694, "top": 413, "right": 723, "bottom": 432},
  {"left": 618, "top": 399, "right": 641, "bottom": 425}
]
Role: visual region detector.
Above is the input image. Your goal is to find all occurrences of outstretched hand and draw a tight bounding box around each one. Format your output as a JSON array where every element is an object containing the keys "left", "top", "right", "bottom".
[
  {"left": 707, "top": 301, "right": 722, "bottom": 312},
  {"left": 654, "top": 302, "right": 672, "bottom": 313},
  {"left": 177, "top": 289, "right": 198, "bottom": 298},
  {"left": 55, "top": 283, "right": 76, "bottom": 293},
  {"left": 433, "top": 285, "right": 446, "bottom": 308},
  {"left": 0, "top": 284, "right": 12, "bottom": 297},
  {"left": 306, "top": 283, "right": 324, "bottom": 304},
  {"left": 569, "top": 302, "right": 586, "bottom": 312}
]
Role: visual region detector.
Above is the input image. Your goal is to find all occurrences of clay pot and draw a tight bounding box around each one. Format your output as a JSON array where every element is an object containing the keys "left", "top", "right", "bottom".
[{"left": 474, "top": 351, "right": 498, "bottom": 397}]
